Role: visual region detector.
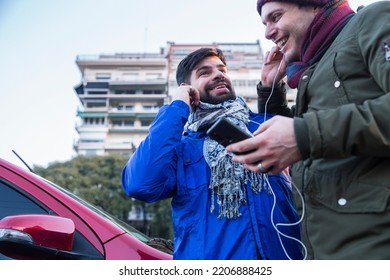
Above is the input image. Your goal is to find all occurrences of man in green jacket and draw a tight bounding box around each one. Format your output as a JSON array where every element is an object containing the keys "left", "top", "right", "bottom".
[{"left": 227, "top": 0, "right": 390, "bottom": 259}]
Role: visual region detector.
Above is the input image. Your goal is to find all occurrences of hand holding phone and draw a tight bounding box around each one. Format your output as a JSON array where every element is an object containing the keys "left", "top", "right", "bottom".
[
  {"left": 206, "top": 118, "right": 252, "bottom": 147},
  {"left": 207, "top": 118, "right": 272, "bottom": 172}
]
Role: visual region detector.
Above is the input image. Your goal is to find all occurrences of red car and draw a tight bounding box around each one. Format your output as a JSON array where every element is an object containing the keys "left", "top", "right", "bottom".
[{"left": 0, "top": 158, "right": 172, "bottom": 260}]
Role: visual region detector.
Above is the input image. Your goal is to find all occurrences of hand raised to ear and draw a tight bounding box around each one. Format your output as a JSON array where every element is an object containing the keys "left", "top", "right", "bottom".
[{"left": 172, "top": 83, "right": 200, "bottom": 110}]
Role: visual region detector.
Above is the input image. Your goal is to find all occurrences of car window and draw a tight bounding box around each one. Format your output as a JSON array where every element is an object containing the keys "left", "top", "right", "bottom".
[{"left": 0, "top": 180, "right": 48, "bottom": 219}]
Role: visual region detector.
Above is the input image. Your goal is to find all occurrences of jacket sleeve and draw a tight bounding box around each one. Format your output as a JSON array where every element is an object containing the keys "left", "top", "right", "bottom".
[
  {"left": 257, "top": 81, "right": 294, "bottom": 117},
  {"left": 296, "top": 3, "right": 390, "bottom": 159},
  {"left": 121, "top": 100, "right": 190, "bottom": 202}
]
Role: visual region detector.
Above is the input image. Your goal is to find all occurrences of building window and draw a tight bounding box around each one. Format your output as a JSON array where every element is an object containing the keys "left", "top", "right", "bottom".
[
  {"left": 112, "top": 120, "right": 134, "bottom": 127},
  {"left": 143, "top": 105, "right": 153, "bottom": 110},
  {"left": 114, "top": 90, "right": 136, "bottom": 95},
  {"left": 124, "top": 120, "right": 134, "bottom": 126},
  {"left": 81, "top": 139, "right": 104, "bottom": 143},
  {"left": 86, "top": 99, "right": 106, "bottom": 108},
  {"left": 112, "top": 120, "right": 122, "bottom": 126},
  {"left": 117, "top": 105, "right": 134, "bottom": 111},
  {"left": 143, "top": 89, "right": 164, "bottom": 95},
  {"left": 96, "top": 73, "right": 111, "bottom": 80},
  {"left": 84, "top": 118, "right": 105, "bottom": 125},
  {"left": 141, "top": 120, "right": 153, "bottom": 126},
  {"left": 87, "top": 91, "right": 107, "bottom": 95}
]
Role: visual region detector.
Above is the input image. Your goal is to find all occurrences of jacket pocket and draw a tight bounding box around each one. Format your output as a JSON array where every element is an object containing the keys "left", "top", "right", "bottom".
[
  {"left": 181, "top": 139, "right": 210, "bottom": 191},
  {"left": 309, "top": 174, "right": 390, "bottom": 214}
]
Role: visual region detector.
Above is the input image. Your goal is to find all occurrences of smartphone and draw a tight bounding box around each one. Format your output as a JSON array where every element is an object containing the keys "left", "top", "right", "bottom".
[{"left": 206, "top": 118, "right": 252, "bottom": 147}]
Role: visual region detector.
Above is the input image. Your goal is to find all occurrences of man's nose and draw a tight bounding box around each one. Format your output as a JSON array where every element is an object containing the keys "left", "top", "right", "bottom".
[
  {"left": 265, "top": 24, "right": 276, "bottom": 41},
  {"left": 214, "top": 70, "right": 225, "bottom": 80}
]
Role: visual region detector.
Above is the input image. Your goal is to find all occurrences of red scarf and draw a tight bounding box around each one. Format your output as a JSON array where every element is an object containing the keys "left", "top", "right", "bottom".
[{"left": 286, "top": 0, "right": 355, "bottom": 88}]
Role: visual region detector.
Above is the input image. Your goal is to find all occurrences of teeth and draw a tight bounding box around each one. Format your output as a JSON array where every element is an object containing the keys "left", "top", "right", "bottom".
[
  {"left": 276, "top": 38, "right": 287, "bottom": 49},
  {"left": 213, "top": 85, "right": 226, "bottom": 90}
]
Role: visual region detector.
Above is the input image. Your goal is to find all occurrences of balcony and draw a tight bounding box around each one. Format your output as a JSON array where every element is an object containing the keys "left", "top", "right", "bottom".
[
  {"left": 106, "top": 93, "right": 167, "bottom": 103},
  {"left": 108, "top": 108, "right": 158, "bottom": 118},
  {"left": 107, "top": 125, "right": 149, "bottom": 133},
  {"left": 104, "top": 141, "right": 135, "bottom": 151},
  {"left": 75, "top": 124, "right": 107, "bottom": 133},
  {"left": 73, "top": 139, "right": 105, "bottom": 151}
]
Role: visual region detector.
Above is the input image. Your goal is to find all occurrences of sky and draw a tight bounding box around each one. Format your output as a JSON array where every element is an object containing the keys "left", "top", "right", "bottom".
[{"left": 0, "top": 0, "right": 382, "bottom": 169}]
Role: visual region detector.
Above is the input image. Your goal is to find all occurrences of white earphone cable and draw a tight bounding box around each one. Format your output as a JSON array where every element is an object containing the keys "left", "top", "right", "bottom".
[{"left": 261, "top": 57, "right": 307, "bottom": 260}]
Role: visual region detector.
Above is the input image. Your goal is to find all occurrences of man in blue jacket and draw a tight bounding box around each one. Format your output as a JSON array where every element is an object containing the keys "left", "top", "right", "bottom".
[{"left": 121, "top": 47, "right": 303, "bottom": 260}]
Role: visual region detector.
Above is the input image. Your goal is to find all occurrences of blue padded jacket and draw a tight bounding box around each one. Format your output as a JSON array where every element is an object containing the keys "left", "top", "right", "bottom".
[{"left": 122, "top": 100, "right": 303, "bottom": 260}]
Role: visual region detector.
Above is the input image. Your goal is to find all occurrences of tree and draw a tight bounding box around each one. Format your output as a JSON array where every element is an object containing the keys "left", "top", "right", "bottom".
[{"left": 33, "top": 154, "right": 173, "bottom": 240}]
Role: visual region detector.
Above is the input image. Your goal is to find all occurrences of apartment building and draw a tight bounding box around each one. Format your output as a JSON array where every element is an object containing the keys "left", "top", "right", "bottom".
[
  {"left": 73, "top": 41, "right": 265, "bottom": 157},
  {"left": 74, "top": 52, "right": 168, "bottom": 157}
]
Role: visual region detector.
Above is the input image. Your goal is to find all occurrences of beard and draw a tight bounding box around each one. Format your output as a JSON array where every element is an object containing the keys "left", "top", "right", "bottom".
[{"left": 200, "top": 84, "right": 237, "bottom": 105}]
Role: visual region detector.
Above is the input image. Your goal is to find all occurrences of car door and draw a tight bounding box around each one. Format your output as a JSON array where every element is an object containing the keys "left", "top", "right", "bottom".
[{"left": 0, "top": 164, "right": 105, "bottom": 259}]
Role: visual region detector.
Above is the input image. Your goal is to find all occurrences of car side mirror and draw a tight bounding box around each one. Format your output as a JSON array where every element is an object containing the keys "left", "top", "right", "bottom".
[{"left": 0, "top": 214, "right": 76, "bottom": 259}]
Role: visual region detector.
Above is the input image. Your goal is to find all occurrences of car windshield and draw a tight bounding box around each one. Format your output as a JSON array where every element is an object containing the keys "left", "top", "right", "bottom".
[{"left": 35, "top": 174, "right": 150, "bottom": 243}]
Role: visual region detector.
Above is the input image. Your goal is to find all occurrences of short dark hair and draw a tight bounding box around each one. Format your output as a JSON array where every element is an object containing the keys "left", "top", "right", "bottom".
[{"left": 176, "top": 48, "right": 227, "bottom": 86}]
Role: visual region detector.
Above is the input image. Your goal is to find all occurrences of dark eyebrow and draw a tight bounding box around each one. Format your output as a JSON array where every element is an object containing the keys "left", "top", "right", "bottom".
[
  {"left": 194, "top": 65, "right": 212, "bottom": 73},
  {"left": 194, "top": 64, "right": 226, "bottom": 74}
]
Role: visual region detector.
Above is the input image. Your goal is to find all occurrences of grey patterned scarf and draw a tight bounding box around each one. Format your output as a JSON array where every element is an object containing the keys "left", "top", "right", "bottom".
[{"left": 187, "top": 96, "right": 268, "bottom": 219}]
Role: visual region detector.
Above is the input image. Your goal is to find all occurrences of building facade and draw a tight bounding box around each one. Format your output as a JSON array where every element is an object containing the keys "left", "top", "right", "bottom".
[{"left": 74, "top": 41, "right": 266, "bottom": 157}]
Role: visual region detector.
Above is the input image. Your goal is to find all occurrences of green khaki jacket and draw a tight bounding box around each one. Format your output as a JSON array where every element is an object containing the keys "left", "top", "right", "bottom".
[{"left": 257, "top": 2, "right": 390, "bottom": 259}]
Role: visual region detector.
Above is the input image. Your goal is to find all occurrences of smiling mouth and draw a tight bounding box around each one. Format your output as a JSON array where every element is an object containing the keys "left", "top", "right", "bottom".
[
  {"left": 214, "top": 85, "right": 227, "bottom": 90},
  {"left": 276, "top": 37, "right": 288, "bottom": 50},
  {"left": 210, "top": 83, "right": 228, "bottom": 91}
]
